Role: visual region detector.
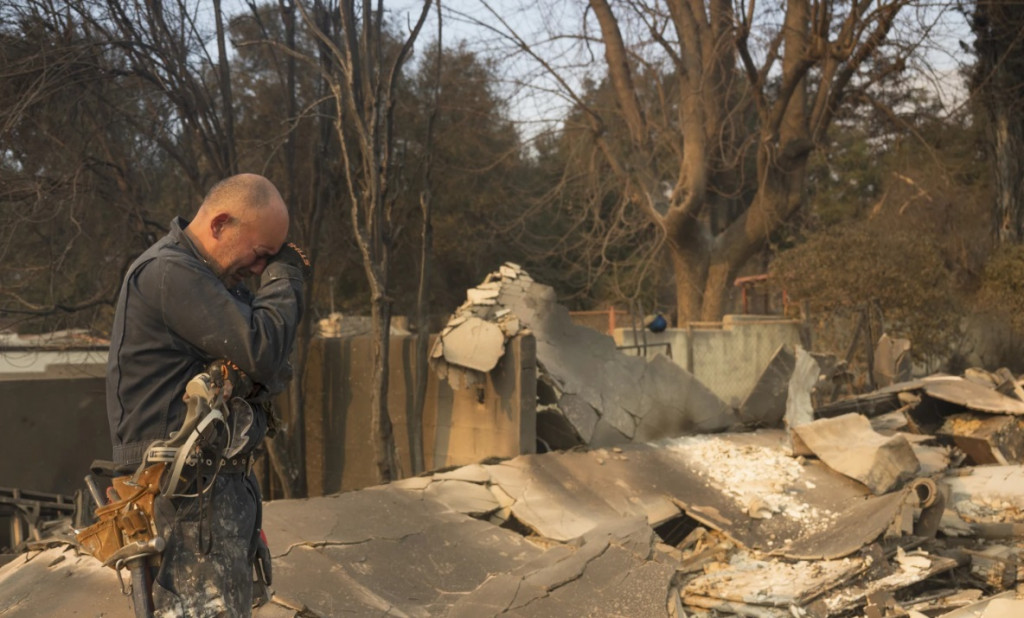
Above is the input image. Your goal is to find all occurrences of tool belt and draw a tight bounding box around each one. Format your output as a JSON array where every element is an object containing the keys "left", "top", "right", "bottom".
[
  {"left": 76, "top": 462, "right": 165, "bottom": 566},
  {"left": 78, "top": 363, "right": 258, "bottom": 570}
]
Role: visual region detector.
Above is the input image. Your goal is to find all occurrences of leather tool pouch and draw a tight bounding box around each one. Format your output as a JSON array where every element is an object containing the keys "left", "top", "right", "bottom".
[{"left": 76, "top": 463, "right": 165, "bottom": 566}]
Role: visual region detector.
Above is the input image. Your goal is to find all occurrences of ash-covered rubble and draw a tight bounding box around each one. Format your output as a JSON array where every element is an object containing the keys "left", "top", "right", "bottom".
[
  {"left": 4, "top": 416, "right": 1021, "bottom": 617},
  {"left": 430, "top": 262, "right": 735, "bottom": 448},
  {"left": 420, "top": 264, "right": 1024, "bottom": 616},
  {"left": 393, "top": 362, "right": 1024, "bottom": 617}
]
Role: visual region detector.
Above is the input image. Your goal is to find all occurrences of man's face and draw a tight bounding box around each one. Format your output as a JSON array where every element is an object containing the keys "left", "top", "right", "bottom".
[{"left": 212, "top": 209, "right": 288, "bottom": 288}]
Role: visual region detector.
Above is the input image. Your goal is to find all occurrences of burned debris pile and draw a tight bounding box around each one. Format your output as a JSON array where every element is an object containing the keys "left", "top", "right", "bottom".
[
  {"left": 365, "top": 369, "right": 1021, "bottom": 616},
  {"left": 421, "top": 264, "right": 1024, "bottom": 616}
]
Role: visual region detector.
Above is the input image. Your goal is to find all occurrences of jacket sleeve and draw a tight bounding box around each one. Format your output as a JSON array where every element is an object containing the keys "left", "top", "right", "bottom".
[{"left": 139, "top": 256, "right": 305, "bottom": 386}]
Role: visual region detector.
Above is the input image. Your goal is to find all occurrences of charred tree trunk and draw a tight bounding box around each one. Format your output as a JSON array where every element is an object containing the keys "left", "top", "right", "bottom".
[{"left": 972, "top": 0, "right": 1024, "bottom": 243}]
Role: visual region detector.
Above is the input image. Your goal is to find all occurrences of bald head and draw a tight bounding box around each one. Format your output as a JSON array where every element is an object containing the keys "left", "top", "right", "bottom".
[
  {"left": 185, "top": 173, "right": 290, "bottom": 287},
  {"left": 200, "top": 173, "right": 281, "bottom": 218}
]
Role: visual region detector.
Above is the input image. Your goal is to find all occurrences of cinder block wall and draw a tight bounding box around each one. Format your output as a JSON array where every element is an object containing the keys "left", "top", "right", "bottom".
[
  {"left": 2, "top": 333, "right": 537, "bottom": 507},
  {"left": 615, "top": 315, "right": 803, "bottom": 407},
  {"left": 282, "top": 333, "right": 537, "bottom": 496}
]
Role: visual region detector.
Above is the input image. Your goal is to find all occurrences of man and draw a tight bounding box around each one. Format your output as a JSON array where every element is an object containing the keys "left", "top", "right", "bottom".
[{"left": 106, "top": 173, "right": 308, "bottom": 616}]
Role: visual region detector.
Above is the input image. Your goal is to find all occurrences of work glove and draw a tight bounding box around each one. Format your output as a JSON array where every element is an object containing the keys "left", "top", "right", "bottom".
[
  {"left": 267, "top": 242, "right": 311, "bottom": 280},
  {"left": 207, "top": 358, "right": 255, "bottom": 400}
]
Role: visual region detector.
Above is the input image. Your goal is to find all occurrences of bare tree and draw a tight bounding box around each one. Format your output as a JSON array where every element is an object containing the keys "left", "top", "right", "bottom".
[
  {"left": 469, "top": 0, "right": 939, "bottom": 323},
  {"left": 0, "top": 1, "right": 177, "bottom": 331},
  {"left": 298, "top": 0, "right": 432, "bottom": 483}
]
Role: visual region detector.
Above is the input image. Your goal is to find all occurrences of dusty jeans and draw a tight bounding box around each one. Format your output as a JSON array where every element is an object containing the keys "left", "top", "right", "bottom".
[{"left": 151, "top": 470, "right": 260, "bottom": 618}]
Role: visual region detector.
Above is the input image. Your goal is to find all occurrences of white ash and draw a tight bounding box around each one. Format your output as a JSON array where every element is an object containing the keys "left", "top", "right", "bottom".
[{"left": 666, "top": 437, "right": 838, "bottom": 531}]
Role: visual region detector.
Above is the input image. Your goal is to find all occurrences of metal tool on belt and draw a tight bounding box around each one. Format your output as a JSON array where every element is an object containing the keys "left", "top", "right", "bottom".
[{"left": 77, "top": 360, "right": 246, "bottom": 618}]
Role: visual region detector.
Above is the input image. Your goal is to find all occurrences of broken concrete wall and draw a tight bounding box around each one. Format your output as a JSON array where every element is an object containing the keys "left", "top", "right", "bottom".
[
  {"left": 431, "top": 264, "right": 736, "bottom": 450},
  {"left": 285, "top": 333, "right": 536, "bottom": 497},
  {"left": 615, "top": 314, "right": 803, "bottom": 407}
]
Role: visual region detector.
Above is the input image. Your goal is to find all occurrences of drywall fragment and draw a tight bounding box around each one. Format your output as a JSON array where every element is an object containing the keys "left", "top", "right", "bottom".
[
  {"left": 499, "top": 264, "right": 519, "bottom": 279},
  {"left": 498, "top": 315, "right": 520, "bottom": 337},
  {"left": 466, "top": 287, "right": 500, "bottom": 305},
  {"left": 873, "top": 334, "right": 912, "bottom": 387},
  {"left": 937, "top": 413, "right": 1024, "bottom": 465},
  {"left": 791, "top": 413, "right": 920, "bottom": 494},
  {"left": 784, "top": 346, "right": 820, "bottom": 434},
  {"left": 440, "top": 317, "right": 505, "bottom": 372}
]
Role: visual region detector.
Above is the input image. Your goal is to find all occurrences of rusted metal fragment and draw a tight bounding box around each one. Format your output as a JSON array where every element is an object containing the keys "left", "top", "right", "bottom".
[
  {"left": 450, "top": 517, "right": 678, "bottom": 618},
  {"left": 481, "top": 448, "right": 682, "bottom": 542},
  {"left": 437, "top": 431, "right": 902, "bottom": 562},
  {"left": 262, "top": 488, "right": 544, "bottom": 617},
  {"left": 779, "top": 489, "right": 908, "bottom": 560},
  {"left": 819, "top": 372, "right": 1024, "bottom": 421}
]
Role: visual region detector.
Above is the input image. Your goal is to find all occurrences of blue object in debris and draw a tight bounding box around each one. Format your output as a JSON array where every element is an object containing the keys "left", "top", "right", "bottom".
[{"left": 645, "top": 313, "right": 667, "bottom": 333}]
